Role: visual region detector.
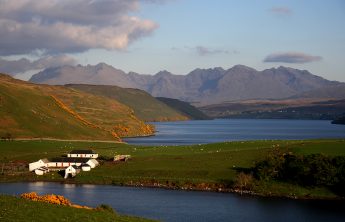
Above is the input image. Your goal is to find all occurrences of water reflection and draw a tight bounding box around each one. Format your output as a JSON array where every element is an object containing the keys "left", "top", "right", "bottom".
[{"left": 0, "top": 182, "right": 344, "bottom": 222}]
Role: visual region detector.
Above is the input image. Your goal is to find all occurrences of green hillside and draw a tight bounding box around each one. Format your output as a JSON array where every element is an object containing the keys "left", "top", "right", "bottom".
[
  {"left": 67, "top": 84, "right": 189, "bottom": 121},
  {"left": 0, "top": 74, "right": 154, "bottom": 141},
  {"left": 156, "top": 97, "right": 211, "bottom": 120},
  {"left": 0, "top": 195, "right": 154, "bottom": 222}
]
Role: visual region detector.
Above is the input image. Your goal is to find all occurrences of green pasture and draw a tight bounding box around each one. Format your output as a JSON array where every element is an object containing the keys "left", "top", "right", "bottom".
[
  {"left": 0, "top": 195, "right": 154, "bottom": 222},
  {"left": 1, "top": 139, "right": 344, "bottom": 184}
]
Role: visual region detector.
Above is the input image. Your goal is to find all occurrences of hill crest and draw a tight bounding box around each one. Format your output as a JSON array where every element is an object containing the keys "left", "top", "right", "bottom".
[{"left": 0, "top": 74, "right": 155, "bottom": 141}]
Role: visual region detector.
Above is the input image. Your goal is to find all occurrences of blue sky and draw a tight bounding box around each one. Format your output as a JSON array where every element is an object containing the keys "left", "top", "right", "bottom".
[{"left": 0, "top": 0, "right": 344, "bottom": 81}]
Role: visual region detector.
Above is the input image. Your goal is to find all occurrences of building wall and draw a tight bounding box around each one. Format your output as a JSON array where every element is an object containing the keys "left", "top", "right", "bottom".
[
  {"left": 47, "top": 162, "right": 83, "bottom": 167},
  {"left": 67, "top": 154, "right": 98, "bottom": 159},
  {"left": 86, "top": 159, "right": 99, "bottom": 168}
]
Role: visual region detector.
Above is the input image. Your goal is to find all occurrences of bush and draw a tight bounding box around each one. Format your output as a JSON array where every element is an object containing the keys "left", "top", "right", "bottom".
[
  {"left": 96, "top": 204, "right": 116, "bottom": 214},
  {"left": 252, "top": 150, "right": 345, "bottom": 196}
]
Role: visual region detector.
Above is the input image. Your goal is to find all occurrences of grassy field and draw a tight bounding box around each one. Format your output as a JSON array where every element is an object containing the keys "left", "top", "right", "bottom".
[
  {"left": 1, "top": 139, "right": 344, "bottom": 198},
  {"left": 0, "top": 195, "right": 154, "bottom": 222}
]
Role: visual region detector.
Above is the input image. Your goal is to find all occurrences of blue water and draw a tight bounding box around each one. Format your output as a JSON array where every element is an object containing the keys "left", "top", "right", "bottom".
[
  {"left": 0, "top": 182, "right": 344, "bottom": 222},
  {"left": 124, "top": 119, "right": 345, "bottom": 145}
]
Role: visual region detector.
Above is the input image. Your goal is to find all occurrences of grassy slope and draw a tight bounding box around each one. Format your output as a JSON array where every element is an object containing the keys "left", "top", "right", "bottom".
[
  {"left": 0, "top": 195, "right": 154, "bottom": 222},
  {"left": 1, "top": 139, "right": 344, "bottom": 198},
  {"left": 67, "top": 84, "right": 189, "bottom": 122},
  {"left": 156, "top": 97, "right": 210, "bottom": 120},
  {"left": 0, "top": 74, "right": 154, "bottom": 140}
]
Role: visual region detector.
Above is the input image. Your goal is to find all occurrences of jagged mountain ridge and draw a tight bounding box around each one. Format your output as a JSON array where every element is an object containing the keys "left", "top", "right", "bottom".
[{"left": 30, "top": 63, "right": 341, "bottom": 105}]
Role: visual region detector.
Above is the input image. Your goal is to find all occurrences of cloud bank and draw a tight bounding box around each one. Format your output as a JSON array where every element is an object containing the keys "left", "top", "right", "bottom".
[
  {"left": 263, "top": 52, "right": 322, "bottom": 64},
  {"left": 0, "top": 55, "right": 76, "bottom": 75},
  {"left": 195, "top": 46, "right": 229, "bottom": 56},
  {"left": 0, "top": 0, "right": 158, "bottom": 55}
]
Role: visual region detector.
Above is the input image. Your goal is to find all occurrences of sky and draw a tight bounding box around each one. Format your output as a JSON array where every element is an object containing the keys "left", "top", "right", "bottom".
[{"left": 0, "top": 0, "right": 344, "bottom": 81}]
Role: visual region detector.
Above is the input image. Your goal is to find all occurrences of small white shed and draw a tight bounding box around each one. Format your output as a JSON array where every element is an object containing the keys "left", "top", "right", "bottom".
[
  {"left": 81, "top": 164, "right": 91, "bottom": 171},
  {"left": 34, "top": 166, "right": 49, "bottom": 175},
  {"left": 64, "top": 165, "right": 80, "bottom": 179},
  {"left": 29, "top": 158, "right": 49, "bottom": 171},
  {"left": 114, "top": 155, "right": 131, "bottom": 162},
  {"left": 86, "top": 159, "right": 99, "bottom": 168}
]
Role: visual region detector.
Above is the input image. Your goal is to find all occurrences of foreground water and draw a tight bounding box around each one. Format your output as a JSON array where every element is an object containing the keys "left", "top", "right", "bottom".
[
  {"left": 0, "top": 182, "right": 344, "bottom": 222},
  {"left": 124, "top": 119, "right": 345, "bottom": 145}
]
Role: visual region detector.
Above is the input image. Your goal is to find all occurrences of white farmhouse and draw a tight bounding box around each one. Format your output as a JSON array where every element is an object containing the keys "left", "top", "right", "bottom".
[
  {"left": 67, "top": 150, "right": 98, "bottom": 159},
  {"left": 29, "top": 158, "right": 49, "bottom": 171}
]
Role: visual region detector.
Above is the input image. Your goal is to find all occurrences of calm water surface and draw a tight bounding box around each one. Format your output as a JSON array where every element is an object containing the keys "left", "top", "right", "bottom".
[
  {"left": 0, "top": 182, "right": 344, "bottom": 222},
  {"left": 124, "top": 119, "right": 345, "bottom": 145}
]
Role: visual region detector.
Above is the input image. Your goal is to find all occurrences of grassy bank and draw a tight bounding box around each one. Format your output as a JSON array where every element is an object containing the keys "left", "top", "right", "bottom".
[
  {"left": 0, "top": 195, "right": 154, "bottom": 222},
  {"left": 0, "top": 139, "right": 345, "bottom": 199}
]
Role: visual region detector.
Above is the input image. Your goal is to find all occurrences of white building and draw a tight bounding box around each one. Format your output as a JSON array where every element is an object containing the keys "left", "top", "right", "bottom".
[
  {"left": 29, "top": 158, "right": 49, "bottom": 171},
  {"left": 114, "top": 155, "right": 131, "bottom": 162},
  {"left": 64, "top": 165, "right": 80, "bottom": 178},
  {"left": 67, "top": 150, "right": 98, "bottom": 159},
  {"left": 86, "top": 159, "right": 99, "bottom": 168},
  {"left": 29, "top": 153, "right": 99, "bottom": 178},
  {"left": 81, "top": 164, "right": 91, "bottom": 171},
  {"left": 34, "top": 166, "right": 49, "bottom": 175},
  {"left": 47, "top": 157, "right": 90, "bottom": 168}
]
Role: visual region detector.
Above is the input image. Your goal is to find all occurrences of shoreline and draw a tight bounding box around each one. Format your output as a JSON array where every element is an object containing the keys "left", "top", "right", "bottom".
[
  {"left": 11, "top": 138, "right": 126, "bottom": 143},
  {"left": 1, "top": 179, "right": 344, "bottom": 201}
]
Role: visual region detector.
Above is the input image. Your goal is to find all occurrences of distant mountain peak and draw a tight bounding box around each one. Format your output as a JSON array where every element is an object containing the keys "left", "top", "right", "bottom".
[
  {"left": 230, "top": 64, "right": 257, "bottom": 72},
  {"left": 155, "top": 70, "right": 173, "bottom": 76},
  {"left": 95, "top": 62, "right": 111, "bottom": 68}
]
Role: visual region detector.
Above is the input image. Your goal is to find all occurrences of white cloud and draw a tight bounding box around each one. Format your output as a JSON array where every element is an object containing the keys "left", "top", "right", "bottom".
[{"left": 0, "top": 0, "right": 158, "bottom": 55}]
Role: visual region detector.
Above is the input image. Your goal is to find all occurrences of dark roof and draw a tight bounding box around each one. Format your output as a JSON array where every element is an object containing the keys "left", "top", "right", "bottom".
[
  {"left": 49, "top": 157, "right": 90, "bottom": 163},
  {"left": 41, "top": 158, "right": 49, "bottom": 163},
  {"left": 69, "top": 150, "right": 96, "bottom": 154}
]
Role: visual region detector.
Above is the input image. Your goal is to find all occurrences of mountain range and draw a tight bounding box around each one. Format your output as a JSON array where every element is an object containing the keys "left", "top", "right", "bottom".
[{"left": 30, "top": 63, "right": 345, "bottom": 106}]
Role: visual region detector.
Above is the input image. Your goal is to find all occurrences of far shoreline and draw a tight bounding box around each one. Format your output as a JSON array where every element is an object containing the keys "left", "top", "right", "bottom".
[{"left": 1, "top": 180, "right": 344, "bottom": 201}]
